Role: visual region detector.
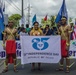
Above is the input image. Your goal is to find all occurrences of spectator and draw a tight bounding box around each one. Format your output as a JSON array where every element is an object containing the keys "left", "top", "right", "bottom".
[
  {"left": 19, "top": 27, "right": 29, "bottom": 36},
  {"left": 43, "top": 24, "right": 53, "bottom": 35},
  {"left": 26, "top": 24, "right": 31, "bottom": 35}
]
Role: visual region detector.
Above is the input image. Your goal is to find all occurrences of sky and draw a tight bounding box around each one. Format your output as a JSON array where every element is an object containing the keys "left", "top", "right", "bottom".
[{"left": 3, "top": 0, "right": 76, "bottom": 25}]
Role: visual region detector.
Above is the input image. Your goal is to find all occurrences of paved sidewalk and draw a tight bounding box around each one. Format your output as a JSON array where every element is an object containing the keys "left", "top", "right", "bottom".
[
  {"left": 1, "top": 59, "right": 76, "bottom": 75},
  {"left": 0, "top": 60, "right": 4, "bottom": 73}
]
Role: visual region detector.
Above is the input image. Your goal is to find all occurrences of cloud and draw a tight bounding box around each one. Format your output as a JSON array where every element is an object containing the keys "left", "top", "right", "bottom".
[
  {"left": 5, "top": 0, "right": 21, "bottom": 15},
  {"left": 4, "top": 0, "right": 76, "bottom": 25}
]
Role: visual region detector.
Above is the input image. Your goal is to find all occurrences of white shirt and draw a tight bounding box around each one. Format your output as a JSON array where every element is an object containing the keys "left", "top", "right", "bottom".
[{"left": 19, "top": 32, "right": 29, "bottom": 36}]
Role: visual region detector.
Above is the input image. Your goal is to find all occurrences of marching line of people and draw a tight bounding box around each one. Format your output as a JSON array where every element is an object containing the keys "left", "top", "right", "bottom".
[{"left": 2, "top": 16, "right": 74, "bottom": 73}]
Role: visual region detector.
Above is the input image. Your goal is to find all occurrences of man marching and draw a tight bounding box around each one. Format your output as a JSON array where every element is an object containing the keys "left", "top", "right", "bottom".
[
  {"left": 57, "top": 17, "right": 71, "bottom": 73},
  {"left": 3, "top": 21, "right": 18, "bottom": 73}
]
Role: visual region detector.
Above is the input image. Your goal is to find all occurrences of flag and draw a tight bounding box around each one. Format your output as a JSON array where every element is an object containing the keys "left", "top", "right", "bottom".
[
  {"left": 0, "top": 0, "right": 2, "bottom": 7},
  {"left": 0, "top": 0, "right": 5, "bottom": 12},
  {"left": 72, "top": 27, "right": 76, "bottom": 40},
  {"left": 55, "top": 0, "right": 68, "bottom": 23},
  {"left": 0, "top": 7, "right": 5, "bottom": 40},
  {"left": 32, "top": 14, "right": 37, "bottom": 25},
  {"left": 72, "top": 19, "right": 76, "bottom": 40},
  {"left": 75, "top": 18, "right": 76, "bottom": 25},
  {"left": 44, "top": 15, "right": 47, "bottom": 21},
  {"left": 3, "top": 2, "right": 5, "bottom": 12},
  {"left": 71, "top": 19, "right": 76, "bottom": 40},
  {"left": 0, "top": 7, "right": 4, "bottom": 23}
]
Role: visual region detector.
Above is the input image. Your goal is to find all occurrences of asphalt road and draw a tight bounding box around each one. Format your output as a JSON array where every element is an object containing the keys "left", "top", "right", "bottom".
[{"left": 0, "top": 59, "right": 76, "bottom": 75}]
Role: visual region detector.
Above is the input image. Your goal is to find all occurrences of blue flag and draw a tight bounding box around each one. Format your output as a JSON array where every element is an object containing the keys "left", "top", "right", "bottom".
[
  {"left": 55, "top": 0, "right": 68, "bottom": 23},
  {"left": 3, "top": 2, "right": 5, "bottom": 12},
  {"left": 32, "top": 14, "right": 37, "bottom": 25},
  {"left": 0, "top": 7, "right": 5, "bottom": 40}
]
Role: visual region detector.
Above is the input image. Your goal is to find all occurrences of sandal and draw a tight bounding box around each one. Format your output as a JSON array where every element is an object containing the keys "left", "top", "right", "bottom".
[
  {"left": 65, "top": 66, "right": 70, "bottom": 73},
  {"left": 14, "top": 69, "right": 18, "bottom": 72},
  {"left": 2, "top": 69, "right": 8, "bottom": 73},
  {"left": 14, "top": 65, "right": 18, "bottom": 72},
  {"left": 65, "top": 70, "right": 70, "bottom": 73}
]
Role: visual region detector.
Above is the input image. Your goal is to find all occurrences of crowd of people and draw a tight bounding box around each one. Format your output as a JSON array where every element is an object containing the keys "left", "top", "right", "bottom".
[{"left": 2, "top": 16, "right": 74, "bottom": 73}]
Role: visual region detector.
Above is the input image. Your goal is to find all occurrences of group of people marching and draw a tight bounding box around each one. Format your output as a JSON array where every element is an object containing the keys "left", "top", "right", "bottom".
[{"left": 2, "top": 16, "right": 73, "bottom": 73}]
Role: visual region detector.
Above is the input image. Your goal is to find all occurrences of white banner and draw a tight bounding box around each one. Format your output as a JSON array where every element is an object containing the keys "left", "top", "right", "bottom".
[
  {"left": 20, "top": 36, "right": 61, "bottom": 64},
  {"left": 0, "top": 39, "right": 76, "bottom": 60},
  {"left": 0, "top": 41, "right": 21, "bottom": 59},
  {"left": 69, "top": 40, "right": 76, "bottom": 58}
]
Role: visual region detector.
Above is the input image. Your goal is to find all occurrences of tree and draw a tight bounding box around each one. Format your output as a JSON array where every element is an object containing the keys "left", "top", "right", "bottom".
[
  {"left": 8, "top": 14, "right": 21, "bottom": 27},
  {"left": 69, "top": 17, "right": 73, "bottom": 23},
  {"left": 41, "top": 18, "right": 51, "bottom": 28},
  {"left": 50, "top": 15, "right": 56, "bottom": 28}
]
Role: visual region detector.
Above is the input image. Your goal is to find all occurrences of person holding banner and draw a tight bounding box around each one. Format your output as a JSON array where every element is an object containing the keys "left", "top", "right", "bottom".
[
  {"left": 57, "top": 17, "right": 71, "bottom": 73},
  {"left": 2, "top": 21, "right": 18, "bottom": 73},
  {"left": 30, "top": 21, "right": 43, "bottom": 70}
]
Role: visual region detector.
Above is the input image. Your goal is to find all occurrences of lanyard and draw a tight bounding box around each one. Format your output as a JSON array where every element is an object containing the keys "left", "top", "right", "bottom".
[
  {"left": 61, "top": 26, "right": 67, "bottom": 40},
  {"left": 7, "top": 28, "right": 14, "bottom": 38}
]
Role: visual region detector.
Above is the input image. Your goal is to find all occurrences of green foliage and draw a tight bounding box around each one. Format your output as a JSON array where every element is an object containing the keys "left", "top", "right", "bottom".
[
  {"left": 41, "top": 15, "right": 56, "bottom": 28},
  {"left": 69, "top": 17, "right": 73, "bottom": 23},
  {"left": 50, "top": 15, "right": 56, "bottom": 28},
  {"left": 8, "top": 14, "right": 21, "bottom": 27},
  {"left": 41, "top": 19, "right": 51, "bottom": 28}
]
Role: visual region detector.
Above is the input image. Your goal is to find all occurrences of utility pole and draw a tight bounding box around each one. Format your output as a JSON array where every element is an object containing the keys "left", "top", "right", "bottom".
[
  {"left": 27, "top": 0, "right": 33, "bottom": 25},
  {"left": 21, "top": 0, "right": 31, "bottom": 26},
  {"left": 22, "top": 0, "right": 24, "bottom": 17},
  {"left": 21, "top": 0, "right": 25, "bottom": 26},
  {"left": 27, "top": 3, "right": 30, "bottom": 25}
]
